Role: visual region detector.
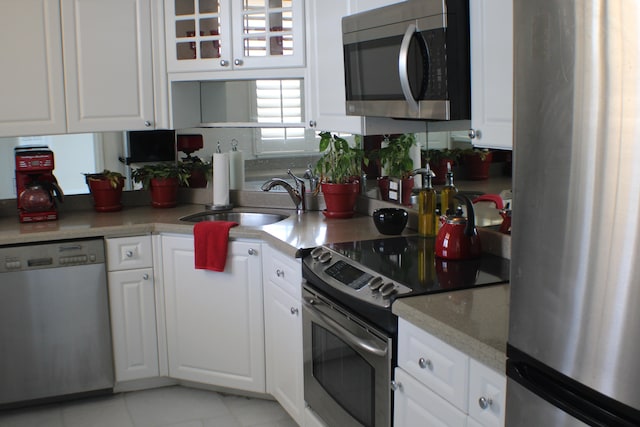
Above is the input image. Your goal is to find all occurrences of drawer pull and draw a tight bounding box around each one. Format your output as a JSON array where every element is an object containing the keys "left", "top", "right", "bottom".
[
  {"left": 276, "top": 269, "right": 285, "bottom": 277},
  {"left": 418, "top": 357, "right": 432, "bottom": 370},
  {"left": 125, "top": 250, "right": 134, "bottom": 258},
  {"left": 478, "top": 396, "right": 493, "bottom": 410},
  {"left": 248, "top": 248, "right": 257, "bottom": 255}
]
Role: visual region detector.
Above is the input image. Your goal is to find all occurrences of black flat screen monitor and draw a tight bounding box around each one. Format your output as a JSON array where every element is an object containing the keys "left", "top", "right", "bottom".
[{"left": 127, "top": 130, "right": 176, "bottom": 164}]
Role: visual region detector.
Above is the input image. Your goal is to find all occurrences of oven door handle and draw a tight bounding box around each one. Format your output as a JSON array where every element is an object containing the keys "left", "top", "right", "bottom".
[{"left": 303, "top": 297, "right": 388, "bottom": 357}]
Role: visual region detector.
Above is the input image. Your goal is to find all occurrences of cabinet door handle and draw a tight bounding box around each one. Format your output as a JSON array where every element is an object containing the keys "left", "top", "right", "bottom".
[
  {"left": 290, "top": 307, "right": 299, "bottom": 315},
  {"left": 144, "top": 121, "right": 152, "bottom": 127},
  {"left": 309, "top": 120, "right": 316, "bottom": 128},
  {"left": 390, "top": 380, "right": 401, "bottom": 391},
  {"left": 248, "top": 248, "right": 257, "bottom": 255},
  {"left": 234, "top": 58, "right": 243, "bottom": 66},
  {"left": 142, "top": 273, "right": 149, "bottom": 280},
  {"left": 478, "top": 396, "right": 493, "bottom": 410},
  {"left": 276, "top": 269, "right": 285, "bottom": 277},
  {"left": 220, "top": 59, "right": 229, "bottom": 67},
  {"left": 418, "top": 357, "right": 432, "bottom": 370},
  {"left": 469, "top": 128, "right": 481, "bottom": 139}
]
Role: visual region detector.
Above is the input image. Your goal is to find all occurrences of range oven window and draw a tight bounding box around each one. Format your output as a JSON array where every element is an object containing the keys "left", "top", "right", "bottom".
[{"left": 311, "top": 323, "right": 374, "bottom": 427}]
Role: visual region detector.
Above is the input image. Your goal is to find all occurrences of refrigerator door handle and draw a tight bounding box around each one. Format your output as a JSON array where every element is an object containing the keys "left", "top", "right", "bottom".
[{"left": 507, "top": 355, "right": 640, "bottom": 427}]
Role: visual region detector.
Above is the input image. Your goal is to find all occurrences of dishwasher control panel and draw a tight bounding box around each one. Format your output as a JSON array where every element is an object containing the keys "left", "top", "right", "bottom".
[{"left": 0, "top": 239, "right": 105, "bottom": 273}]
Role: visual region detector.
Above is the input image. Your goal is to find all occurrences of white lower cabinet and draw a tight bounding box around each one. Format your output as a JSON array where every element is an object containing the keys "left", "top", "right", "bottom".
[
  {"left": 394, "top": 367, "right": 467, "bottom": 427},
  {"left": 106, "top": 235, "right": 160, "bottom": 383},
  {"left": 468, "top": 359, "right": 507, "bottom": 427},
  {"left": 108, "top": 268, "right": 160, "bottom": 382},
  {"left": 394, "top": 318, "right": 506, "bottom": 427},
  {"left": 262, "top": 245, "right": 303, "bottom": 425},
  {"left": 161, "top": 234, "right": 265, "bottom": 393}
]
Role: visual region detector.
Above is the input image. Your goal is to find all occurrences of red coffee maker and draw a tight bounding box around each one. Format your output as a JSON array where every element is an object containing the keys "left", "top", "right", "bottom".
[{"left": 15, "top": 146, "right": 64, "bottom": 223}]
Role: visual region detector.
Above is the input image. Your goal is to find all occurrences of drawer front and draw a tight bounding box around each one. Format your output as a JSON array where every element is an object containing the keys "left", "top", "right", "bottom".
[
  {"left": 263, "top": 245, "right": 301, "bottom": 299},
  {"left": 397, "top": 318, "right": 469, "bottom": 411},
  {"left": 106, "top": 235, "right": 153, "bottom": 271},
  {"left": 468, "top": 359, "right": 506, "bottom": 427},
  {"left": 394, "top": 367, "right": 467, "bottom": 427}
]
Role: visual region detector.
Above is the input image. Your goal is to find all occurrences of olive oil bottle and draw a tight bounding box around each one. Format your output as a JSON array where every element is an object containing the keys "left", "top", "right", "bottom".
[
  {"left": 417, "top": 165, "right": 437, "bottom": 237},
  {"left": 440, "top": 161, "right": 458, "bottom": 216}
]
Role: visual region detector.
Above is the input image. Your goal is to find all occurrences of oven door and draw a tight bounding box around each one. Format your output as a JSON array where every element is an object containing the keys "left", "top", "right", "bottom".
[{"left": 302, "top": 286, "right": 392, "bottom": 427}]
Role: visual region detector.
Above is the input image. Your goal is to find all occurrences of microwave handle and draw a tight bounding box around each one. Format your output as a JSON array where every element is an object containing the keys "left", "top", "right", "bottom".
[{"left": 399, "top": 24, "right": 420, "bottom": 114}]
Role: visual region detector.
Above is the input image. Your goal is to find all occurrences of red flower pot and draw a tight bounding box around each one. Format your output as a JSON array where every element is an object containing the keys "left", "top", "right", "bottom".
[
  {"left": 321, "top": 181, "right": 359, "bottom": 219},
  {"left": 401, "top": 177, "right": 414, "bottom": 206},
  {"left": 377, "top": 176, "right": 390, "bottom": 201},
  {"left": 150, "top": 177, "right": 179, "bottom": 208},
  {"left": 87, "top": 177, "right": 125, "bottom": 212},
  {"left": 431, "top": 158, "right": 456, "bottom": 185},
  {"left": 187, "top": 170, "right": 208, "bottom": 188},
  {"left": 463, "top": 151, "right": 493, "bottom": 180}
]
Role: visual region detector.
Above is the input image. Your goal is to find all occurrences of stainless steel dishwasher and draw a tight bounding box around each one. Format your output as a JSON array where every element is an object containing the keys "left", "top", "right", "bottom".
[{"left": 0, "top": 238, "right": 114, "bottom": 408}]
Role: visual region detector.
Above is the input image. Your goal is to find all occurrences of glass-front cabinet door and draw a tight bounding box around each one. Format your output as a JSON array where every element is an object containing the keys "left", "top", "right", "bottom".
[
  {"left": 166, "top": 0, "right": 304, "bottom": 73},
  {"left": 166, "top": 0, "right": 231, "bottom": 72}
]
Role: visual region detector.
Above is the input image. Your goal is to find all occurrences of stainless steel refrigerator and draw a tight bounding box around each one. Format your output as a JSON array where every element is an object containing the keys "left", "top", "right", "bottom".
[{"left": 507, "top": 0, "right": 640, "bottom": 426}]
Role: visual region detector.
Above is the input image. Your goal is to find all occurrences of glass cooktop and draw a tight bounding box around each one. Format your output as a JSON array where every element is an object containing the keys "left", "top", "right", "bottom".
[{"left": 326, "top": 235, "right": 510, "bottom": 295}]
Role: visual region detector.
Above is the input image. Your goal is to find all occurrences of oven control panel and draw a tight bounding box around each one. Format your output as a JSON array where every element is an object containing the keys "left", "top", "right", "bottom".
[{"left": 306, "top": 246, "right": 412, "bottom": 307}]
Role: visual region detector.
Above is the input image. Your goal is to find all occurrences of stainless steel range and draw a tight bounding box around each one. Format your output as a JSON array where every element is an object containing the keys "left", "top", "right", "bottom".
[{"left": 301, "top": 235, "right": 509, "bottom": 427}]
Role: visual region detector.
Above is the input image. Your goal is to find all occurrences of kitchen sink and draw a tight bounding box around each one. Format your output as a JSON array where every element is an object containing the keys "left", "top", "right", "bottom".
[{"left": 179, "top": 211, "right": 289, "bottom": 227}]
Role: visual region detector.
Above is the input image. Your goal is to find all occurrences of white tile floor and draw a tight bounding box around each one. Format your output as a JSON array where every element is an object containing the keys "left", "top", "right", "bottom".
[{"left": 0, "top": 386, "right": 298, "bottom": 427}]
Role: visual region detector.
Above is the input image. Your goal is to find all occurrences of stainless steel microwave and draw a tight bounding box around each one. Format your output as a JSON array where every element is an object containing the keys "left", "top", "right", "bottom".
[{"left": 342, "top": 0, "right": 470, "bottom": 121}]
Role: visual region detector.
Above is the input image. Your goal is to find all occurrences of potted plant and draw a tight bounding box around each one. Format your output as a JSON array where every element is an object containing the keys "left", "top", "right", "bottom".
[
  {"left": 461, "top": 148, "right": 493, "bottom": 180},
  {"left": 426, "top": 149, "right": 459, "bottom": 185},
  {"left": 131, "top": 163, "right": 190, "bottom": 208},
  {"left": 84, "top": 170, "right": 125, "bottom": 212},
  {"left": 377, "top": 133, "right": 416, "bottom": 205},
  {"left": 180, "top": 159, "right": 212, "bottom": 188},
  {"left": 314, "top": 131, "right": 365, "bottom": 218}
]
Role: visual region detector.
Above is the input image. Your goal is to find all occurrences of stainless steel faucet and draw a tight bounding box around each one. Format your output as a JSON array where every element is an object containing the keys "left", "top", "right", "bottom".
[
  {"left": 303, "top": 164, "right": 319, "bottom": 193},
  {"left": 261, "top": 169, "right": 307, "bottom": 214}
]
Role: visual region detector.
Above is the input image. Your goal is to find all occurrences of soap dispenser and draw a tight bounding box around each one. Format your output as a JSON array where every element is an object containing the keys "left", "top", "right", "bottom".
[{"left": 414, "top": 165, "right": 437, "bottom": 237}]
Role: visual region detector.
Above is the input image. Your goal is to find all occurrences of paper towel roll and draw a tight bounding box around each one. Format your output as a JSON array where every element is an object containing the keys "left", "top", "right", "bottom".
[
  {"left": 229, "top": 150, "right": 244, "bottom": 190},
  {"left": 213, "top": 152, "right": 230, "bottom": 206},
  {"left": 380, "top": 138, "right": 389, "bottom": 176},
  {"left": 410, "top": 143, "right": 422, "bottom": 188}
]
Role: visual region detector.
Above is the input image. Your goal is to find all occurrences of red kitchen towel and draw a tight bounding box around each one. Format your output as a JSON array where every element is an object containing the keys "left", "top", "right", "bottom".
[{"left": 194, "top": 221, "right": 239, "bottom": 272}]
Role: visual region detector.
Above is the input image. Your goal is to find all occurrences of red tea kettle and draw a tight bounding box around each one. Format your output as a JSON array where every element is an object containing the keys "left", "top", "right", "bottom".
[
  {"left": 473, "top": 194, "right": 511, "bottom": 234},
  {"left": 435, "top": 194, "right": 482, "bottom": 260}
]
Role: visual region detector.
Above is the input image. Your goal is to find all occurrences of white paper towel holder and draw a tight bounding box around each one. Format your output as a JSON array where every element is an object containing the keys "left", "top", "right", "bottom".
[{"left": 209, "top": 142, "right": 233, "bottom": 211}]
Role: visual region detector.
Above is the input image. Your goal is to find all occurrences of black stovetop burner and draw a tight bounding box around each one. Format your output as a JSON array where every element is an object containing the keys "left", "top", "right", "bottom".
[
  {"left": 327, "top": 235, "right": 510, "bottom": 294},
  {"left": 302, "top": 235, "right": 510, "bottom": 335}
]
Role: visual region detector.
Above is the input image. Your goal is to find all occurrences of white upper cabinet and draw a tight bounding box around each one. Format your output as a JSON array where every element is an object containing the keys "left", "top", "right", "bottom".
[
  {"left": 0, "top": 0, "right": 157, "bottom": 137},
  {"left": 61, "top": 0, "right": 155, "bottom": 132},
  {"left": 0, "top": 0, "right": 67, "bottom": 137},
  {"left": 165, "top": 0, "right": 305, "bottom": 74},
  {"left": 469, "top": 0, "right": 513, "bottom": 149}
]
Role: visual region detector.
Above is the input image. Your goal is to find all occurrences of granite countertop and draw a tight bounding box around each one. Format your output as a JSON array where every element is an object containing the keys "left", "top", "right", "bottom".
[
  {"left": 0, "top": 203, "right": 406, "bottom": 258},
  {"left": 392, "top": 284, "right": 509, "bottom": 372},
  {"left": 0, "top": 194, "right": 510, "bottom": 371}
]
